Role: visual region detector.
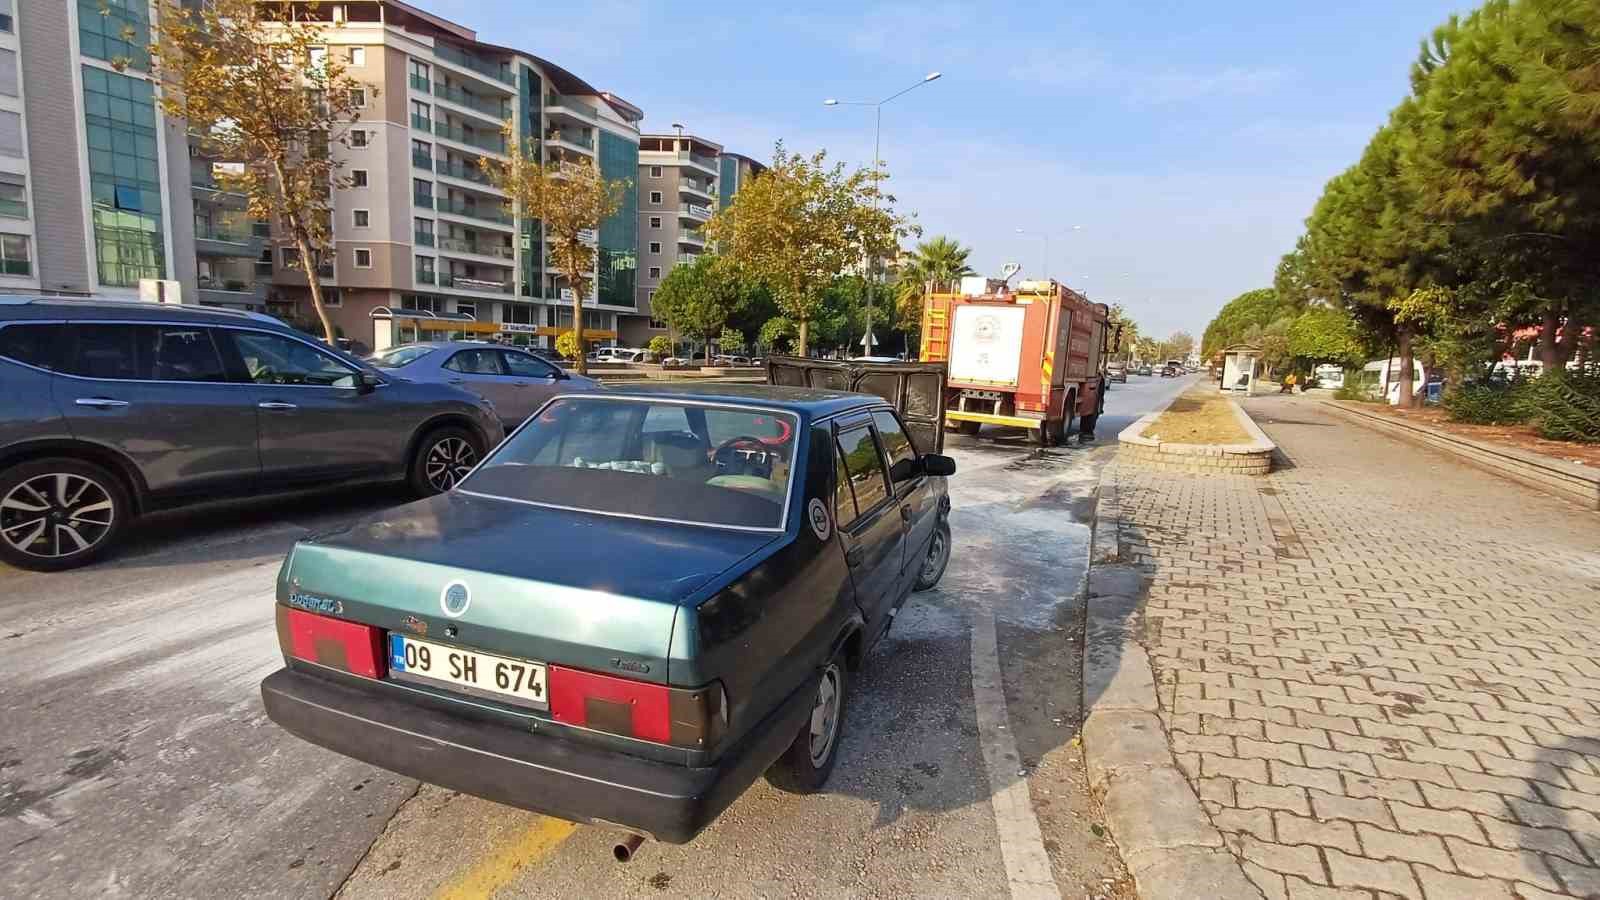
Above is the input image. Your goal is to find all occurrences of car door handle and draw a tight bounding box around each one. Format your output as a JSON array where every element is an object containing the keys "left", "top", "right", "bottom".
[
  {"left": 75, "top": 397, "right": 130, "bottom": 408},
  {"left": 844, "top": 545, "right": 865, "bottom": 566},
  {"left": 447, "top": 378, "right": 465, "bottom": 385},
  {"left": 258, "top": 401, "right": 298, "bottom": 411}
]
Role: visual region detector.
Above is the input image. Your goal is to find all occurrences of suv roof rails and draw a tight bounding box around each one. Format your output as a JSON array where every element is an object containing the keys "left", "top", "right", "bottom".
[{"left": 14, "top": 295, "right": 270, "bottom": 321}]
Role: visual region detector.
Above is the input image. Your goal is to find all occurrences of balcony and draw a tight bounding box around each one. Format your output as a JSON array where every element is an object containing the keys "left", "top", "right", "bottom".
[
  {"left": 678, "top": 180, "right": 714, "bottom": 202},
  {"left": 679, "top": 229, "right": 706, "bottom": 247},
  {"left": 414, "top": 230, "right": 435, "bottom": 246},
  {"left": 433, "top": 43, "right": 515, "bottom": 87},
  {"left": 435, "top": 120, "right": 506, "bottom": 155},
  {"left": 196, "top": 279, "right": 267, "bottom": 308},
  {"left": 191, "top": 180, "right": 248, "bottom": 210},
  {"left": 676, "top": 253, "right": 699, "bottom": 266},
  {"left": 415, "top": 268, "right": 436, "bottom": 285},
  {"left": 438, "top": 237, "right": 515, "bottom": 261},
  {"left": 194, "top": 226, "right": 262, "bottom": 258},
  {"left": 679, "top": 202, "right": 712, "bottom": 221},
  {"left": 544, "top": 94, "right": 596, "bottom": 123},
  {"left": 412, "top": 149, "right": 434, "bottom": 171},
  {"left": 436, "top": 196, "right": 513, "bottom": 226},
  {"left": 684, "top": 152, "right": 719, "bottom": 176},
  {"left": 413, "top": 191, "right": 434, "bottom": 209},
  {"left": 411, "top": 113, "right": 433, "bottom": 132},
  {"left": 434, "top": 81, "right": 510, "bottom": 122},
  {"left": 408, "top": 73, "right": 431, "bottom": 93},
  {"left": 545, "top": 131, "right": 594, "bottom": 155},
  {"left": 435, "top": 157, "right": 498, "bottom": 188},
  {"left": 438, "top": 272, "right": 513, "bottom": 294},
  {"left": 0, "top": 198, "right": 28, "bottom": 219}
]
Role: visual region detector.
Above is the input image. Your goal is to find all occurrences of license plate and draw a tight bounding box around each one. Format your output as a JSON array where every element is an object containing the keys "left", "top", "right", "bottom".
[{"left": 388, "top": 634, "right": 547, "bottom": 709}]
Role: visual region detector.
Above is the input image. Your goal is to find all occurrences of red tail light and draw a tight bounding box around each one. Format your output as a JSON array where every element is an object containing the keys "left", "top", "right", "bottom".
[
  {"left": 276, "top": 606, "right": 386, "bottom": 679},
  {"left": 548, "top": 666, "right": 726, "bottom": 749}
]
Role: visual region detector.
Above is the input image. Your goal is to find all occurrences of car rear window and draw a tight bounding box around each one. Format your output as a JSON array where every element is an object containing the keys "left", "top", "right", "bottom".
[{"left": 461, "top": 398, "right": 799, "bottom": 530}]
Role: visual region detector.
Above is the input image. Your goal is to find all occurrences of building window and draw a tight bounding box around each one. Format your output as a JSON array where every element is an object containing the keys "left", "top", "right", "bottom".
[
  {"left": 648, "top": 242, "right": 660, "bottom": 254},
  {"left": 354, "top": 248, "right": 372, "bottom": 268},
  {"left": 349, "top": 88, "right": 366, "bottom": 108},
  {"left": 650, "top": 166, "right": 662, "bottom": 178},
  {"left": 256, "top": 247, "right": 273, "bottom": 277},
  {"left": 78, "top": 0, "right": 150, "bottom": 70},
  {"left": 0, "top": 0, "right": 11, "bottom": 34},
  {"left": 456, "top": 301, "right": 476, "bottom": 318},
  {"left": 82, "top": 66, "right": 165, "bottom": 286},
  {"left": 649, "top": 318, "right": 667, "bottom": 330},
  {"left": 0, "top": 233, "right": 29, "bottom": 276},
  {"left": 352, "top": 169, "right": 369, "bottom": 187},
  {"left": 0, "top": 173, "right": 26, "bottom": 219},
  {"left": 348, "top": 47, "right": 366, "bottom": 66},
  {"left": 410, "top": 99, "right": 431, "bottom": 128},
  {"left": 649, "top": 216, "right": 661, "bottom": 229},
  {"left": 414, "top": 217, "right": 434, "bottom": 245},
  {"left": 350, "top": 130, "right": 369, "bottom": 148},
  {"left": 309, "top": 46, "right": 327, "bottom": 71},
  {"left": 282, "top": 248, "right": 302, "bottom": 269},
  {"left": 0, "top": 110, "right": 20, "bottom": 158},
  {"left": 0, "top": 48, "right": 16, "bottom": 98},
  {"left": 649, "top": 191, "right": 662, "bottom": 204},
  {"left": 648, "top": 266, "right": 661, "bottom": 279},
  {"left": 323, "top": 288, "right": 342, "bottom": 307},
  {"left": 353, "top": 209, "right": 370, "bottom": 228}
]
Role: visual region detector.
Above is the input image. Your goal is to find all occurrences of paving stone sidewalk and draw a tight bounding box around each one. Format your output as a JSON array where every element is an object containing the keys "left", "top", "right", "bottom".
[{"left": 1109, "top": 396, "right": 1600, "bottom": 900}]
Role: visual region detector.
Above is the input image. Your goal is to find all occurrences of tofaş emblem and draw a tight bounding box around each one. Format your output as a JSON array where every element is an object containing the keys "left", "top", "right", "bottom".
[{"left": 439, "top": 581, "right": 471, "bottom": 618}]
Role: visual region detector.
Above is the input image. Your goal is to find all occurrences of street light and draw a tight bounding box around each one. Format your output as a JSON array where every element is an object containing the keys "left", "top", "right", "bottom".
[
  {"left": 823, "top": 71, "right": 943, "bottom": 351},
  {"left": 1014, "top": 224, "right": 1084, "bottom": 280}
]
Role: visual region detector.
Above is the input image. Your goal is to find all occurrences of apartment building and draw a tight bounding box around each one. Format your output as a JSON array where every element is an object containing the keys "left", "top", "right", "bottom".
[
  {"left": 624, "top": 133, "right": 764, "bottom": 347},
  {"left": 260, "top": 0, "right": 642, "bottom": 353},
  {"left": 0, "top": 0, "right": 198, "bottom": 300}
]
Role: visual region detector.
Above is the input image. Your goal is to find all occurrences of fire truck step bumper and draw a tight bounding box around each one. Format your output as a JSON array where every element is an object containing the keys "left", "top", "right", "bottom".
[{"left": 945, "top": 411, "right": 1045, "bottom": 430}]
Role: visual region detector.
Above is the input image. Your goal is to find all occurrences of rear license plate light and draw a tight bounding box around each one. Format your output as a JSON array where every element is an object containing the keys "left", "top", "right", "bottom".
[{"left": 277, "top": 606, "right": 386, "bottom": 679}]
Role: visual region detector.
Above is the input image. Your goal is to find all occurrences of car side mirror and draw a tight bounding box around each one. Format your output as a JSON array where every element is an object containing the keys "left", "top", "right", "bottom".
[
  {"left": 356, "top": 371, "right": 382, "bottom": 395},
  {"left": 921, "top": 454, "right": 956, "bottom": 477}
]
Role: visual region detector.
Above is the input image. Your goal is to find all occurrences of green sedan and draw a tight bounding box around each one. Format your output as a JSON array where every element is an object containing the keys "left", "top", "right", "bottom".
[{"left": 261, "top": 381, "right": 955, "bottom": 847}]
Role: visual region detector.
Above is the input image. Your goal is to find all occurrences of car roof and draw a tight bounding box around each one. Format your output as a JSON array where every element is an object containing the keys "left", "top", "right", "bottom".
[
  {"left": 0, "top": 295, "right": 295, "bottom": 330},
  {"left": 591, "top": 382, "right": 888, "bottom": 418}
]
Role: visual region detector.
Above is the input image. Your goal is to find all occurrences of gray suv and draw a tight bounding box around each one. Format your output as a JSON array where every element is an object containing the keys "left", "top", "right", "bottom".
[{"left": 0, "top": 298, "right": 505, "bottom": 571}]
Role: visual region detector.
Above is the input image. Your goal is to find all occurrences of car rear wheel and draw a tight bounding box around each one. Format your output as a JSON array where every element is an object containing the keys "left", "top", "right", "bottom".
[
  {"left": 0, "top": 458, "right": 130, "bottom": 571},
  {"left": 914, "top": 520, "right": 951, "bottom": 592},
  {"left": 768, "top": 649, "right": 849, "bottom": 794},
  {"left": 409, "top": 427, "right": 484, "bottom": 496}
]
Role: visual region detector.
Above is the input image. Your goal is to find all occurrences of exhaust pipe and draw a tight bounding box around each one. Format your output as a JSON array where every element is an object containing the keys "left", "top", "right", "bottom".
[{"left": 612, "top": 833, "right": 645, "bottom": 863}]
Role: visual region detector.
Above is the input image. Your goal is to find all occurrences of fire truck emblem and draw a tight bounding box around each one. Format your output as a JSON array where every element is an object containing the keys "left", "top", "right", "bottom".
[{"left": 973, "top": 314, "right": 1001, "bottom": 342}]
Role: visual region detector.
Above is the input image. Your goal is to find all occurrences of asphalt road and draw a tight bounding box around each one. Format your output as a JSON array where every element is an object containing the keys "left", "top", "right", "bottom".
[{"left": 0, "top": 374, "right": 1191, "bottom": 900}]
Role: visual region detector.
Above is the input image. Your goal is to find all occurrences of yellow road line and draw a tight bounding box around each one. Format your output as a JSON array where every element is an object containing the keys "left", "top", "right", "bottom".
[{"left": 434, "top": 816, "right": 577, "bottom": 900}]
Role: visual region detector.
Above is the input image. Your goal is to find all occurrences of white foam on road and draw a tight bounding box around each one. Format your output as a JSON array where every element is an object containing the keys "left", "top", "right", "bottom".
[{"left": 970, "top": 607, "right": 1062, "bottom": 900}]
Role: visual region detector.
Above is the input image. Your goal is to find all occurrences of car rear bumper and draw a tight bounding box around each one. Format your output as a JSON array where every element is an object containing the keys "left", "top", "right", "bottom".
[{"left": 261, "top": 666, "right": 814, "bottom": 844}]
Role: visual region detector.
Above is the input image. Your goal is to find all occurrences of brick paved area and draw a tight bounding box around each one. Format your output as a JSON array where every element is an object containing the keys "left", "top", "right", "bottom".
[{"left": 1111, "top": 396, "right": 1600, "bottom": 900}]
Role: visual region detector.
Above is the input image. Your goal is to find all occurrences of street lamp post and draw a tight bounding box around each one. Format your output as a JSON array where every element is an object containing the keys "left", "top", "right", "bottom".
[
  {"left": 824, "top": 71, "right": 942, "bottom": 355},
  {"left": 1014, "top": 224, "right": 1083, "bottom": 281}
]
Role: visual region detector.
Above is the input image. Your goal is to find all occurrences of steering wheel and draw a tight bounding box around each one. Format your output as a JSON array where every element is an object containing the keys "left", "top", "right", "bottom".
[{"left": 712, "top": 436, "right": 775, "bottom": 478}]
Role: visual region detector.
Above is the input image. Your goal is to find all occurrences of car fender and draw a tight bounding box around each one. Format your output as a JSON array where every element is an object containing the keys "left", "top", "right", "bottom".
[{"left": 0, "top": 437, "right": 151, "bottom": 514}]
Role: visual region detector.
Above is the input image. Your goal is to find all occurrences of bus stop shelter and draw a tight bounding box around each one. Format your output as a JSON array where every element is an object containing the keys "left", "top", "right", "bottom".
[{"left": 1221, "top": 346, "right": 1261, "bottom": 394}]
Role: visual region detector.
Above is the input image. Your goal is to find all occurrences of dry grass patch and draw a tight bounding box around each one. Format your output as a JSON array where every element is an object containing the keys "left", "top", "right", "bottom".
[{"left": 1141, "top": 389, "right": 1251, "bottom": 444}]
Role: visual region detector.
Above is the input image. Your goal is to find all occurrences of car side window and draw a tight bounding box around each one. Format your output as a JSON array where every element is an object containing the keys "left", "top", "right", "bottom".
[
  {"left": 443, "top": 349, "right": 506, "bottom": 375},
  {"left": 871, "top": 410, "right": 919, "bottom": 482},
  {"left": 836, "top": 424, "right": 889, "bottom": 517},
  {"left": 0, "top": 323, "right": 64, "bottom": 369},
  {"left": 59, "top": 324, "right": 227, "bottom": 382},
  {"left": 501, "top": 350, "right": 557, "bottom": 378},
  {"left": 833, "top": 442, "right": 859, "bottom": 526},
  {"left": 226, "top": 330, "right": 358, "bottom": 387}
]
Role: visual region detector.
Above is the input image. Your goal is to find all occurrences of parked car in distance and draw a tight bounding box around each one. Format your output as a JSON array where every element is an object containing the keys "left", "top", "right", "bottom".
[
  {"left": 1160, "top": 363, "right": 1181, "bottom": 377},
  {"left": 368, "top": 341, "right": 599, "bottom": 430},
  {"left": 0, "top": 298, "right": 505, "bottom": 571},
  {"left": 1107, "top": 362, "right": 1128, "bottom": 383},
  {"left": 1137, "top": 364, "right": 1153, "bottom": 376},
  {"left": 260, "top": 383, "right": 956, "bottom": 846}
]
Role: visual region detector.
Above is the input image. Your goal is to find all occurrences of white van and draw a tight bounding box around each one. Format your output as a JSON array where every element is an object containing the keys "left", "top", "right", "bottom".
[
  {"left": 1362, "top": 358, "right": 1428, "bottom": 405},
  {"left": 1313, "top": 364, "right": 1345, "bottom": 389}
]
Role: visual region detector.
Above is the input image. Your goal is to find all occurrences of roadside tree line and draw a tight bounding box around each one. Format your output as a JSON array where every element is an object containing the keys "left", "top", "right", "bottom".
[{"left": 1255, "top": 0, "right": 1599, "bottom": 409}]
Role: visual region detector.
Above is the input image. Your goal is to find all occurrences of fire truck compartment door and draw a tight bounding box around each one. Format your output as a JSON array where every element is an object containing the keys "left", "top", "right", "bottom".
[{"left": 948, "top": 304, "right": 1026, "bottom": 387}]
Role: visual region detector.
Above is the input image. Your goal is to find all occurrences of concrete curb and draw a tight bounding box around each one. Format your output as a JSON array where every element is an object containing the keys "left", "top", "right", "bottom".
[
  {"left": 1319, "top": 399, "right": 1600, "bottom": 510},
  {"left": 1116, "top": 394, "right": 1276, "bottom": 476},
  {"left": 1083, "top": 465, "right": 1263, "bottom": 900}
]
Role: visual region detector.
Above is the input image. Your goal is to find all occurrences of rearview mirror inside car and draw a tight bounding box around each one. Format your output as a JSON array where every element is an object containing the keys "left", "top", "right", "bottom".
[{"left": 921, "top": 454, "right": 956, "bottom": 477}]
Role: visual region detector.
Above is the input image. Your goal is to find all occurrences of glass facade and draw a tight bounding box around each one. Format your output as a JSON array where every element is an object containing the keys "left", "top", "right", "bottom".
[
  {"left": 719, "top": 156, "right": 737, "bottom": 210},
  {"left": 83, "top": 66, "right": 165, "bottom": 287},
  {"left": 596, "top": 130, "right": 637, "bottom": 309},
  {"left": 79, "top": 0, "right": 150, "bottom": 70},
  {"left": 518, "top": 65, "right": 543, "bottom": 298}
]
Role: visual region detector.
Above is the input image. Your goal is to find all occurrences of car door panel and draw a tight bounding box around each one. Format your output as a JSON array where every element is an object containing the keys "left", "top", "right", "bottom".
[
  {"left": 873, "top": 409, "right": 938, "bottom": 589},
  {"left": 498, "top": 350, "right": 566, "bottom": 425},
  {"left": 56, "top": 323, "right": 260, "bottom": 499},
  {"left": 220, "top": 328, "right": 393, "bottom": 486},
  {"left": 833, "top": 421, "right": 905, "bottom": 640},
  {"left": 440, "top": 348, "right": 517, "bottom": 422}
]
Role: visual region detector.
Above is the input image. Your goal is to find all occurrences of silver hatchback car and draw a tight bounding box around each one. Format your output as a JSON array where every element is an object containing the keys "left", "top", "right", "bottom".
[{"left": 368, "top": 341, "right": 599, "bottom": 430}]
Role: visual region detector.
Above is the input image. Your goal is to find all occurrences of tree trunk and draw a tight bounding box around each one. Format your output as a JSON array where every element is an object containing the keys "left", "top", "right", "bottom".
[
  {"left": 797, "top": 319, "right": 809, "bottom": 357},
  {"left": 296, "top": 232, "right": 336, "bottom": 345},
  {"left": 569, "top": 273, "right": 586, "bottom": 376},
  {"left": 1537, "top": 307, "right": 1562, "bottom": 371},
  {"left": 1395, "top": 326, "right": 1416, "bottom": 409}
]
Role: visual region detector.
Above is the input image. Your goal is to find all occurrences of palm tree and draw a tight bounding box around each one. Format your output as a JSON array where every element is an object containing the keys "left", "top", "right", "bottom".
[{"left": 894, "top": 236, "right": 976, "bottom": 334}]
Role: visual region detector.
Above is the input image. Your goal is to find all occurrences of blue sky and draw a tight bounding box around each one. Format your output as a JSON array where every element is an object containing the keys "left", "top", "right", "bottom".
[{"left": 428, "top": 0, "right": 1469, "bottom": 338}]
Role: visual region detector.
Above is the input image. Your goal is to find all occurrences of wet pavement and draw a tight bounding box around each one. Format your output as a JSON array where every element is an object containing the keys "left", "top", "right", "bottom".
[{"left": 0, "top": 375, "right": 1190, "bottom": 899}]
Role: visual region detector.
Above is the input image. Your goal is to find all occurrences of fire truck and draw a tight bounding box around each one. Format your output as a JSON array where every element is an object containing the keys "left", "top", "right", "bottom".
[{"left": 920, "top": 278, "right": 1119, "bottom": 446}]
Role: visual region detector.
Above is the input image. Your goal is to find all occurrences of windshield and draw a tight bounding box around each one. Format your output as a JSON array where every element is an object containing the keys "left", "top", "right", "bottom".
[
  {"left": 369, "top": 345, "right": 437, "bottom": 368},
  {"left": 461, "top": 398, "right": 799, "bottom": 530}
]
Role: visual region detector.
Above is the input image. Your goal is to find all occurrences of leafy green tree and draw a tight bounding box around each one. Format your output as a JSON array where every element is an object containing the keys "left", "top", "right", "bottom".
[
  {"left": 647, "top": 335, "right": 673, "bottom": 358},
  {"left": 1201, "top": 289, "right": 1302, "bottom": 358},
  {"left": 649, "top": 254, "right": 745, "bottom": 361},
  {"left": 719, "top": 326, "right": 745, "bottom": 355},
  {"left": 894, "top": 236, "right": 976, "bottom": 347},
  {"left": 759, "top": 317, "right": 797, "bottom": 353},
  {"left": 706, "top": 143, "right": 915, "bottom": 354},
  {"left": 1288, "top": 306, "right": 1365, "bottom": 367}
]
